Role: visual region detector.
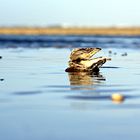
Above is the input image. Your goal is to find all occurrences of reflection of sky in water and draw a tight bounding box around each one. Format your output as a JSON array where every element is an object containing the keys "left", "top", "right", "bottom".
[
  {"left": 0, "top": 48, "right": 140, "bottom": 104},
  {"left": 0, "top": 48, "right": 140, "bottom": 140}
]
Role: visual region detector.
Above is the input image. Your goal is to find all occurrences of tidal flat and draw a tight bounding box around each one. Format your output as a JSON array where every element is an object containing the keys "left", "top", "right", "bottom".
[{"left": 0, "top": 47, "right": 140, "bottom": 140}]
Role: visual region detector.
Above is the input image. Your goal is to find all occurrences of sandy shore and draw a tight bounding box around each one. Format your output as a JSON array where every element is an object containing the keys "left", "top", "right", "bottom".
[{"left": 1, "top": 27, "right": 140, "bottom": 35}]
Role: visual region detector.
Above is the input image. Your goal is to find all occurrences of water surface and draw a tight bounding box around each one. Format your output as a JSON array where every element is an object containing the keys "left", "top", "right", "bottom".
[{"left": 0, "top": 35, "right": 140, "bottom": 140}]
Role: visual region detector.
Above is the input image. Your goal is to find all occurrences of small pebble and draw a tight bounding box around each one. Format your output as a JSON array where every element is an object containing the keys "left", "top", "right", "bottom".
[
  {"left": 0, "top": 78, "right": 4, "bottom": 81},
  {"left": 0, "top": 56, "right": 2, "bottom": 59},
  {"left": 108, "top": 50, "right": 112, "bottom": 54},
  {"left": 121, "top": 52, "right": 127, "bottom": 56},
  {"left": 111, "top": 93, "right": 124, "bottom": 103}
]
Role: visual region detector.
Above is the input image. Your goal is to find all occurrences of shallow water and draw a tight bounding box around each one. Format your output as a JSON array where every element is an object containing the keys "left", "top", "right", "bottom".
[{"left": 0, "top": 37, "right": 140, "bottom": 139}]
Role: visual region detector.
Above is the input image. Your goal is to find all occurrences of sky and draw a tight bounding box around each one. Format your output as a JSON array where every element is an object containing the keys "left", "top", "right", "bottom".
[{"left": 0, "top": 0, "right": 140, "bottom": 27}]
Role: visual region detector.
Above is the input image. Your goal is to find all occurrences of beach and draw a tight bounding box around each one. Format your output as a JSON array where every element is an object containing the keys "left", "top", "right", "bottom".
[
  {"left": 0, "top": 34, "right": 140, "bottom": 140},
  {"left": 1, "top": 27, "right": 140, "bottom": 35},
  {"left": 1, "top": 0, "right": 140, "bottom": 138}
]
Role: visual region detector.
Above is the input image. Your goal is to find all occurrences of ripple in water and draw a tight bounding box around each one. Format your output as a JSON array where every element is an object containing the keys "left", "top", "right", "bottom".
[{"left": 12, "top": 90, "right": 42, "bottom": 95}]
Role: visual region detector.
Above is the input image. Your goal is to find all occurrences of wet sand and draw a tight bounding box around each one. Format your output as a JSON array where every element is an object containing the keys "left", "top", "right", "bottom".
[{"left": 0, "top": 48, "right": 140, "bottom": 140}]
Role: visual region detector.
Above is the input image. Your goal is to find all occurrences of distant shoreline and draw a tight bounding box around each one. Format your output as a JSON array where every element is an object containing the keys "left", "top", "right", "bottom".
[{"left": 1, "top": 27, "right": 140, "bottom": 35}]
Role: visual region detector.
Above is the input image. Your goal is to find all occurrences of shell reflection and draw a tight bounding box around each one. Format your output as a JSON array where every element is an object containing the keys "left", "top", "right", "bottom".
[{"left": 68, "top": 72, "right": 105, "bottom": 86}]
